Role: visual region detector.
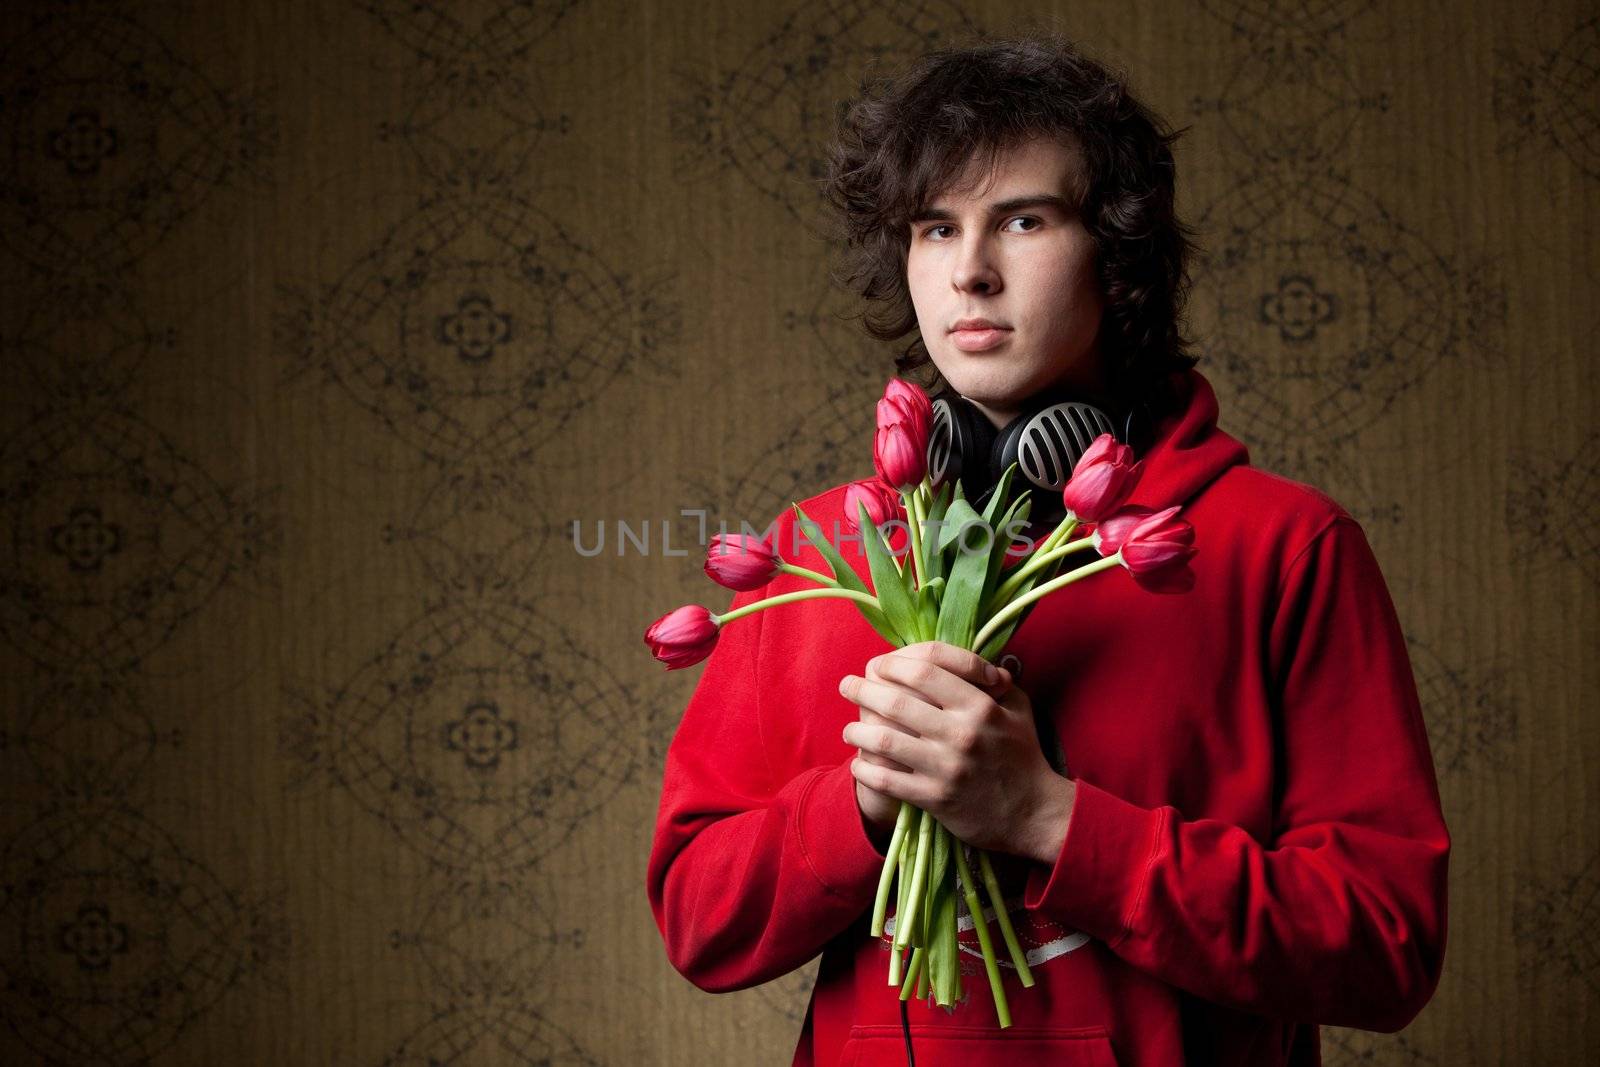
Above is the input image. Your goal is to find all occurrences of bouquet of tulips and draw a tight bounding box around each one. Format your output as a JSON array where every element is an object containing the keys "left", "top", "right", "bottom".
[{"left": 645, "top": 378, "right": 1196, "bottom": 1026}]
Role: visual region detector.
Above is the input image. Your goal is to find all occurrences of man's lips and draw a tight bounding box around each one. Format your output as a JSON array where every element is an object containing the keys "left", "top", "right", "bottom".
[{"left": 949, "top": 326, "right": 1012, "bottom": 352}]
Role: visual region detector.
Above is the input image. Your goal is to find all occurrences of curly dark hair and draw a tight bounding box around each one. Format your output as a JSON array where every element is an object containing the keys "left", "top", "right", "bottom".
[{"left": 818, "top": 31, "right": 1203, "bottom": 420}]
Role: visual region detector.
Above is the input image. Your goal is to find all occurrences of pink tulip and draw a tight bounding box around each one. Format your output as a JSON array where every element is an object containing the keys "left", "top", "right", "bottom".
[
  {"left": 704, "top": 533, "right": 779, "bottom": 591},
  {"left": 1089, "top": 505, "right": 1158, "bottom": 557},
  {"left": 644, "top": 604, "right": 720, "bottom": 670},
  {"left": 1116, "top": 506, "right": 1196, "bottom": 574},
  {"left": 843, "top": 479, "right": 910, "bottom": 558},
  {"left": 873, "top": 379, "right": 932, "bottom": 491},
  {"left": 1061, "top": 433, "right": 1142, "bottom": 523},
  {"left": 844, "top": 479, "right": 903, "bottom": 531},
  {"left": 883, "top": 379, "right": 933, "bottom": 437}
]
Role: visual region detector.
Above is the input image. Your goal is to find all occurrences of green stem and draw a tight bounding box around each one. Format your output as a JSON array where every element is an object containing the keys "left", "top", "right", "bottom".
[
  {"left": 896, "top": 827, "right": 913, "bottom": 929},
  {"left": 920, "top": 481, "right": 940, "bottom": 581},
  {"left": 1033, "top": 515, "right": 1079, "bottom": 559},
  {"left": 905, "top": 483, "right": 927, "bottom": 590},
  {"left": 1002, "top": 514, "right": 1077, "bottom": 585},
  {"left": 954, "top": 841, "right": 1011, "bottom": 1028},
  {"left": 977, "top": 849, "right": 1034, "bottom": 987},
  {"left": 872, "top": 800, "right": 917, "bottom": 938},
  {"left": 888, "top": 824, "right": 913, "bottom": 985},
  {"left": 972, "top": 553, "right": 1123, "bottom": 650},
  {"left": 775, "top": 561, "right": 837, "bottom": 587},
  {"left": 895, "top": 807, "right": 935, "bottom": 951},
  {"left": 986, "top": 535, "right": 1096, "bottom": 614},
  {"left": 714, "top": 585, "right": 880, "bottom": 625},
  {"left": 899, "top": 946, "right": 925, "bottom": 1001}
]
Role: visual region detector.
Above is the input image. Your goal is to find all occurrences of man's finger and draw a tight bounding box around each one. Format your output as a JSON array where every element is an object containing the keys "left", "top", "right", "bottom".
[
  {"left": 856, "top": 705, "right": 915, "bottom": 771},
  {"left": 839, "top": 673, "right": 943, "bottom": 737},
  {"left": 867, "top": 652, "right": 1008, "bottom": 725},
  {"left": 880, "top": 641, "right": 1005, "bottom": 686},
  {"left": 849, "top": 757, "right": 943, "bottom": 811},
  {"left": 857, "top": 749, "right": 913, "bottom": 773},
  {"left": 861, "top": 703, "right": 921, "bottom": 739},
  {"left": 842, "top": 721, "right": 939, "bottom": 775}
]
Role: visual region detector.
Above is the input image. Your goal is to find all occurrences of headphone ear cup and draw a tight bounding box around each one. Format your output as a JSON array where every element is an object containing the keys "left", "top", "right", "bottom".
[
  {"left": 929, "top": 392, "right": 998, "bottom": 499},
  {"left": 985, "top": 415, "right": 1022, "bottom": 494},
  {"left": 980, "top": 411, "right": 1040, "bottom": 515},
  {"left": 989, "top": 417, "right": 1068, "bottom": 526}
]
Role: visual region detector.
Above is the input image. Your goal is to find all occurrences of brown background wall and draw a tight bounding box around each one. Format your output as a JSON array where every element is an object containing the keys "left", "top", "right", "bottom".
[{"left": 0, "top": 0, "right": 1594, "bottom": 1064}]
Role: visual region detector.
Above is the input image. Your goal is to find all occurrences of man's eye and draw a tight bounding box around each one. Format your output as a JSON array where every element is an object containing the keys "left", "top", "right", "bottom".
[{"left": 919, "top": 218, "right": 1037, "bottom": 240}]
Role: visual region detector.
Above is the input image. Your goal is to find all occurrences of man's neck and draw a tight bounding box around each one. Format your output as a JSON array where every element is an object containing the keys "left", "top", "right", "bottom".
[{"left": 970, "top": 375, "right": 1116, "bottom": 431}]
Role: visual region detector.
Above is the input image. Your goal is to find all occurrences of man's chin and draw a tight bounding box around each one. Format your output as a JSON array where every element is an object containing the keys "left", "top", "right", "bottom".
[
  {"left": 938, "top": 372, "right": 1036, "bottom": 410},
  {"left": 949, "top": 388, "right": 1030, "bottom": 428}
]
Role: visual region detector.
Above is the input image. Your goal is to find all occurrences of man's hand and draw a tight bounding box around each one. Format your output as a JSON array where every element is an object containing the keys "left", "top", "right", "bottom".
[
  {"left": 847, "top": 698, "right": 906, "bottom": 852},
  {"left": 840, "top": 641, "right": 1074, "bottom": 863}
]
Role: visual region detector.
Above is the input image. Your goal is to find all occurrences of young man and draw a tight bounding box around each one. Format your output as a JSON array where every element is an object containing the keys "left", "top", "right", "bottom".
[{"left": 647, "top": 35, "right": 1450, "bottom": 1066}]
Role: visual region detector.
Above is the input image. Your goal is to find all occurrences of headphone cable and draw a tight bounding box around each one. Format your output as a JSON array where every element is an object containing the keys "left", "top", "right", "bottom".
[{"left": 900, "top": 997, "right": 915, "bottom": 1066}]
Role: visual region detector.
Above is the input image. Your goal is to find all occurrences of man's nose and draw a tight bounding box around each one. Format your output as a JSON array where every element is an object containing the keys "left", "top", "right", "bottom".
[{"left": 952, "top": 237, "right": 1001, "bottom": 294}]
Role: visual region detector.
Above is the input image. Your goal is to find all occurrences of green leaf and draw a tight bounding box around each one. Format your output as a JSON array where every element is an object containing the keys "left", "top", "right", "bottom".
[
  {"left": 925, "top": 480, "right": 953, "bottom": 525},
  {"left": 929, "top": 821, "right": 950, "bottom": 908},
  {"left": 856, "top": 499, "right": 921, "bottom": 643},
  {"left": 924, "top": 823, "right": 958, "bottom": 1007},
  {"left": 981, "top": 461, "right": 1020, "bottom": 527},
  {"left": 916, "top": 578, "right": 940, "bottom": 640},
  {"left": 791, "top": 503, "right": 902, "bottom": 648},
  {"left": 982, "top": 493, "right": 1033, "bottom": 609},
  {"left": 791, "top": 503, "right": 856, "bottom": 586},
  {"left": 936, "top": 497, "right": 983, "bottom": 557},
  {"left": 935, "top": 507, "right": 997, "bottom": 649},
  {"left": 951, "top": 478, "right": 967, "bottom": 506},
  {"left": 857, "top": 599, "right": 905, "bottom": 650}
]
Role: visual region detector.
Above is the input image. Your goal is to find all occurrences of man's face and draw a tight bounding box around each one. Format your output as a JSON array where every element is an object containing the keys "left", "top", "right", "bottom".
[{"left": 905, "top": 135, "right": 1107, "bottom": 429}]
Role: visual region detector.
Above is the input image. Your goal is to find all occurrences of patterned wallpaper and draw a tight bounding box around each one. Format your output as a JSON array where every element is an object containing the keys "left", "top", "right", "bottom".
[{"left": 0, "top": 0, "right": 1594, "bottom": 1064}]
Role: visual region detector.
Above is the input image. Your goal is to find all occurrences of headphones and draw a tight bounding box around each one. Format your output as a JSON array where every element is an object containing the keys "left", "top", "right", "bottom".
[{"left": 926, "top": 382, "right": 1155, "bottom": 528}]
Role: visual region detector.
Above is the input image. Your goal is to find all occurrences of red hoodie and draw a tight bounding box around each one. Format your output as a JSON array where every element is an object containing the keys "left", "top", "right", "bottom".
[{"left": 646, "top": 369, "right": 1450, "bottom": 1066}]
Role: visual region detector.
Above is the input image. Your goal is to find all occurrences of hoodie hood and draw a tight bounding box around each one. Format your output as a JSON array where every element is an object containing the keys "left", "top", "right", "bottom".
[{"left": 1121, "top": 367, "right": 1251, "bottom": 513}]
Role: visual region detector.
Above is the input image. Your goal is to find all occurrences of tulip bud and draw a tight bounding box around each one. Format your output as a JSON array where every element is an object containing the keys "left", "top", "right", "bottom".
[
  {"left": 883, "top": 379, "right": 933, "bottom": 432},
  {"left": 704, "top": 533, "right": 779, "bottom": 591},
  {"left": 873, "top": 379, "right": 932, "bottom": 491},
  {"left": 1089, "top": 505, "right": 1157, "bottom": 557},
  {"left": 843, "top": 479, "right": 902, "bottom": 532},
  {"left": 644, "top": 604, "right": 720, "bottom": 669},
  {"left": 1116, "top": 506, "right": 1196, "bottom": 574},
  {"left": 1061, "top": 433, "right": 1142, "bottom": 523}
]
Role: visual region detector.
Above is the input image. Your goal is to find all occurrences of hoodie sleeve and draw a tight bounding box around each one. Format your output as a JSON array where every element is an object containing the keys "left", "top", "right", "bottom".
[
  {"left": 1022, "top": 515, "right": 1451, "bottom": 1031},
  {"left": 645, "top": 580, "right": 892, "bottom": 994}
]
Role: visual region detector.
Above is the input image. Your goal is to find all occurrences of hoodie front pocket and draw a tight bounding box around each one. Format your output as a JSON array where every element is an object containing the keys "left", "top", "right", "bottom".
[{"left": 837, "top": 1023, "right": 1119, "bottom": 1067}]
